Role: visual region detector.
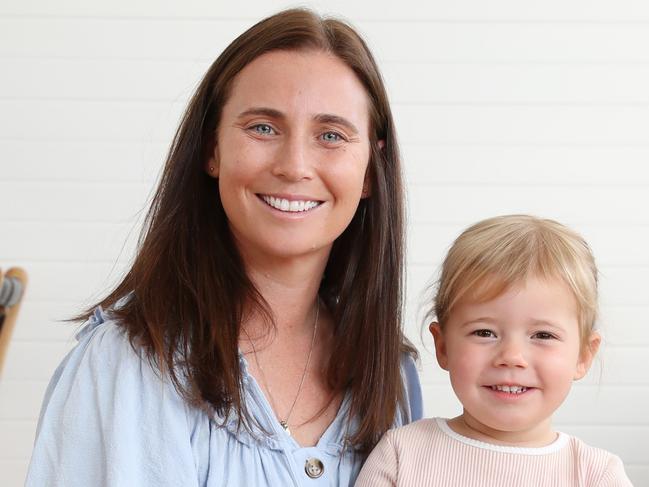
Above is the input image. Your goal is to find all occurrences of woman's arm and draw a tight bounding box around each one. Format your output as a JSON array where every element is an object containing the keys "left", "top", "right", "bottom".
[
  {"left": 25, "top": 311, "right": 199, "bottom": 486},
  {"left": 401, "top": 353, "right": 423, "bottom": 423}
]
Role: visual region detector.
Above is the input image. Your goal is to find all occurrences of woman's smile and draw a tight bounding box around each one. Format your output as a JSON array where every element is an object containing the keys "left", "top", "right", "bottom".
[
  {"left": 209, "top": 49, "right": 372, "bottom": 262},
  {"left": 258, "top": 194, "right": 323, "bottom": 214}
]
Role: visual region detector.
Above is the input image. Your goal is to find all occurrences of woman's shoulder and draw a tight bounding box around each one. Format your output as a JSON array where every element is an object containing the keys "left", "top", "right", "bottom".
[
  {"left": 77, "top": 307, "right": 148, "bottom": 361},
  {"left": 26, "top": 307, "right": 200, "bottom": 486},
  {"left": 75, "top": 307, "right": 137, "bottom": 353},
  {"left": 38, "top": 306, "right": 190, "bottom": 426},
  {"left": 55, "top": 307, "right": 159, "bottom": 390}
]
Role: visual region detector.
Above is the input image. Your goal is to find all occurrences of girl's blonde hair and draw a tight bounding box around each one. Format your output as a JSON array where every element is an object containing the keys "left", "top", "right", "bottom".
[{"left": 432, "top": 215, "right": 598, "bottom": 346}]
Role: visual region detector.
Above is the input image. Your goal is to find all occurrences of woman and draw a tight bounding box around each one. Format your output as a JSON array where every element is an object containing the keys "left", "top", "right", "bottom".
[{"left": 26, "top": 8, "right": 422, "bottom": 486}]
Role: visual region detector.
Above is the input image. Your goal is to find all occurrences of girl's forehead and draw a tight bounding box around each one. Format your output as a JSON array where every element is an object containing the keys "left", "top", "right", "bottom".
[
  {"left": 461, "top": 273, "right": 573, "bottom": 303},
  {"left": 453, "top": 277, "right": 578, "bottom": 321}
]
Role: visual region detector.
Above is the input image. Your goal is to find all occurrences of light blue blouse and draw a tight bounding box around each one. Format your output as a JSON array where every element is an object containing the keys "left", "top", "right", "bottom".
[{"left": 26, "top": 307, "right": 423, "bottom": 486}]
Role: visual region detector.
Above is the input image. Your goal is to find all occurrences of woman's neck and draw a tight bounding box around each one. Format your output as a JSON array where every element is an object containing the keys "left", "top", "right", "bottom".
[{"left": 240, "top": 251, "right": 328, "bottom": 339}]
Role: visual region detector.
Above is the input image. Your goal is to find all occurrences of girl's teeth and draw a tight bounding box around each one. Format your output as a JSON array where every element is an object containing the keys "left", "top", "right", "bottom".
[
  {"left": 491, "top": 385, "right": 527, "bottom": 394},
  {"left": 262, "top": 195, "right": 319, "bottom": 213}
]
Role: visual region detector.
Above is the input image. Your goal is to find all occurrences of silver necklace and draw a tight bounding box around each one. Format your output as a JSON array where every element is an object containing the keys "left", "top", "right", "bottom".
[{"left": 244, "top": 301, "right": 319, "bottom": 435}]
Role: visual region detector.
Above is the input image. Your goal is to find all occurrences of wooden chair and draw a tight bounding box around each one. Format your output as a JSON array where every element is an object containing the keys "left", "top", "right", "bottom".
[{"left": 0, "top": 267, "right": 28, "bottom": 376}]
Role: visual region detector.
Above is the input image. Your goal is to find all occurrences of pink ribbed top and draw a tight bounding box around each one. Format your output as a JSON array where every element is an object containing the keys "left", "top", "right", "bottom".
[{"left": 355, "top": 418, "right": 632, "bottom": 486}]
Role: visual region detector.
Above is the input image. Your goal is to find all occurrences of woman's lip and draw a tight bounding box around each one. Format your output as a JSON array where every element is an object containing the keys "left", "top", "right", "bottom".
[
  {"left": 257, "top": 194, "right": 323, "bottom": 214},
  {"left": 256, "top": 192, "right": 323, "bottom": 202}
]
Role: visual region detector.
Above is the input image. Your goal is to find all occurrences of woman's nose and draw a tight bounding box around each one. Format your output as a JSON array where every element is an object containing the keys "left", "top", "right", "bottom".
[
  {"left": 271, "top": 136, "right": 314, "bottom": 182},
  {"left": 494, "top": 339, "right": 529, "bottom": 368}
]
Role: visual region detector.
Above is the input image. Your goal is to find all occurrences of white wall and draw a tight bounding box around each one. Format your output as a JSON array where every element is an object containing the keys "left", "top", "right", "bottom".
[{"left": 1, "top": 1, "right": 648, "bottom": 485}]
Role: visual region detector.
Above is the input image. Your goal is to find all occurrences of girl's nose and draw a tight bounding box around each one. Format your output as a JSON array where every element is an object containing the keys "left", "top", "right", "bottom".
[
  {"left": 271, "top": 136, "right": 314, "bottom": 182},
  {"left": 494, "top": 339, "right": 529, "bottom": 368}
]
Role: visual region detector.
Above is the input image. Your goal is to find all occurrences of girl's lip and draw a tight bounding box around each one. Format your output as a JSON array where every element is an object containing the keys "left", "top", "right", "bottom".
[{"left": 483, "top": 385, "right": 535, "bottom": 398}]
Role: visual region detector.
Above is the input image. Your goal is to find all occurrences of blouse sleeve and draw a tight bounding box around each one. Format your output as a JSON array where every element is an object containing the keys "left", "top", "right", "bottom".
[
  {"left": 354, "top": 431, "right": 398, "bottom": 487},
  {"left": 25, "top": 310, "right": 199, "bottom": 487},
  {"left": 401, "top": 353, "right": 424, "bottom": 423}
]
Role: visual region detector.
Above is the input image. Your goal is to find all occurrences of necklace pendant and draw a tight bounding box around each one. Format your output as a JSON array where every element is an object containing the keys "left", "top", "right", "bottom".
[{"left": 280, "top": 420, "right": 291, "bottom": 435}]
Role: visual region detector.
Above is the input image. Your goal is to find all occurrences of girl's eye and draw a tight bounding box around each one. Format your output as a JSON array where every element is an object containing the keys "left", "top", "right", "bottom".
[
  {"left": 473, "top": 329, "right": 496, "bottom": 338},
  {"left": 532, "top": 331, "right": 556, "bottom": 340},
  {"left": 321, "top": 131, "right": 344, "bottom": 143},
  {"left": 250, "top": 124, "right": 275, "bottom": 136}
]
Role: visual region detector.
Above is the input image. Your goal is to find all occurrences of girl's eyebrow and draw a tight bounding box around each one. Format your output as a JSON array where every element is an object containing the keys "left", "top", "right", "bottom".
[
  {"left": 530, "top": 319, "right": 564, "bottom": 330},
  {"left": 460, "top": 317, "right": 497, "bottom": 328},
  {"left": 237, "top": 108, "right": 360, "bottom": 135},
  {"left": 460, "top": 318, "right": 566, "bottom": 330}
]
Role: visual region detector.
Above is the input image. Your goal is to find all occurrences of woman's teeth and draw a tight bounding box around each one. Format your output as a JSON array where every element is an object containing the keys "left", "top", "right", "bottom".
[
  {"left": 261, "top": 195, "right": 320, "bottom": 212},
  {"left": 491, "top": 385, "right": 528, "bottom": 394}
]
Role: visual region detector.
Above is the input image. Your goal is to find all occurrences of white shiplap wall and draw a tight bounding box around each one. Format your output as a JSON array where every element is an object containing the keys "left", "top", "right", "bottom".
[{"left": 1, "top": 1, "right": 648, "bottom": 485}]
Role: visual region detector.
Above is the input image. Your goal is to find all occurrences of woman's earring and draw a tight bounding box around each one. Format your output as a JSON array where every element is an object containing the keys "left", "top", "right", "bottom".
[{"left": 209, "top": 166, "right": 215, "bottom": 173}]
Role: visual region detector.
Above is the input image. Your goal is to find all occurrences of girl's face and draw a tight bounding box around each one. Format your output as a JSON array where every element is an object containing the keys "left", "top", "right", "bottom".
[
  {"left": 208, "top": 49, "right": 372, "bottom": 266},
  {"left": 430, "top": 276, "right": 600, "bottom": 446}
]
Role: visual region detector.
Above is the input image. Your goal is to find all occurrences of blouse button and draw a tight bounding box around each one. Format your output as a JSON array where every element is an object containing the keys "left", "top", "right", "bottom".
[{"left": 304, "top": 458, "right": 324, "bottom": 479}]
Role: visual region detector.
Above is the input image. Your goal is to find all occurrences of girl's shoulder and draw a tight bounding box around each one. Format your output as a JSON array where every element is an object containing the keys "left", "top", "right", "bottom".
[
  {"left": 374, "top": 417, "right": 441, "bottom": 456},
  {"left": 564, "top": 436, "right": 633, "bottom": 486}
]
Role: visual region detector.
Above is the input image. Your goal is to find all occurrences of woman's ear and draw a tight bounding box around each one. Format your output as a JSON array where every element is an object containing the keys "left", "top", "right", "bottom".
[
  {"left": 574, "top": 332, "right": 601, "bottom": 380},
  {"left": 206, "top": 144, "right": 219, "bottom": 178},
  {"left": 430, "top": 322, "right": 449, "bottom": 370},
  {"left": 361, "top": 172, "right": 371, "bottom": 198},
  {"left": 362, "top": 140, "right": 384, "bottom": 198}
]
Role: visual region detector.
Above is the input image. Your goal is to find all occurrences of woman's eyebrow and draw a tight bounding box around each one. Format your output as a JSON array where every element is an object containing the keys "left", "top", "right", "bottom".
[
  {"left": 314, "top": 113, "right": 359, "bottom": 135},
  {"left": 237, "top": 107, "right": 284, "bottom": 120},
  {"left": 236, "top": 109, "right": 360, "bottom": 135}
]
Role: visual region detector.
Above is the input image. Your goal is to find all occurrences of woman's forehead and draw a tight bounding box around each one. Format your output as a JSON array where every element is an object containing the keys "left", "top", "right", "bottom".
[{"left": 223, "top": 49, "right": 371, "bottom": 129}]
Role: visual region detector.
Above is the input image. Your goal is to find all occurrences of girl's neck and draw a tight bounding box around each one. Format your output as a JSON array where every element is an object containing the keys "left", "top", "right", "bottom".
[{"left": 448, "top": 413, "right": 557, "bottom": 448}]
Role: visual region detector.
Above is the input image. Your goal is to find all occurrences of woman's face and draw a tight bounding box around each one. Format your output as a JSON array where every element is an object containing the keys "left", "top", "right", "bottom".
[{"left": 209, "top": 49, "right": 373, "bottom": 265}]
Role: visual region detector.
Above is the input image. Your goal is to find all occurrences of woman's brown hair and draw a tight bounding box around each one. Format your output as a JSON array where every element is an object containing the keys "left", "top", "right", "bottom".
[{"left": 81, "top": 8, "right": 414, "bottom": 452}]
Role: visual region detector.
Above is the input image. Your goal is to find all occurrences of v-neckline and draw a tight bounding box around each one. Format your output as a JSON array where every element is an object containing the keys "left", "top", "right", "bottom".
[{"left": 238, "top": 351, "right": 351, "bottom": 450}]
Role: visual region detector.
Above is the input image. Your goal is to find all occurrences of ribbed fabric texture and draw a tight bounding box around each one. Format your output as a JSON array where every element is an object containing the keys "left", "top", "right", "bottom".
[{"left": 355, "top": 418, "right": 633, "bottom": 486}]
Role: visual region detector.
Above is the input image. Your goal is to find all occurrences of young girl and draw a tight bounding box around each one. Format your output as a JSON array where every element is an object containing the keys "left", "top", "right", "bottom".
[
  {"left": 356, "top": 215, "right": 632, "bottom": 486},
  {"left": 26, "top": 8, "right": 421, "bottom": 486}
]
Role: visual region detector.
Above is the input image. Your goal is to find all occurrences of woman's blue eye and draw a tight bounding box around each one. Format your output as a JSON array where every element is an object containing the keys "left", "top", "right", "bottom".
[
  {"left": 322, "top": 131, "right": 343, "bottom": 143},
  {"left": 252, "top": 124, "right": 274, "bottom": 135}
]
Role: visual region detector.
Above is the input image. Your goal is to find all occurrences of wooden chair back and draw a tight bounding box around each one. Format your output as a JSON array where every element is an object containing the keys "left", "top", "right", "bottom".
[{"left": 0, "top": 267, "right": 28, "bottom": 376}]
